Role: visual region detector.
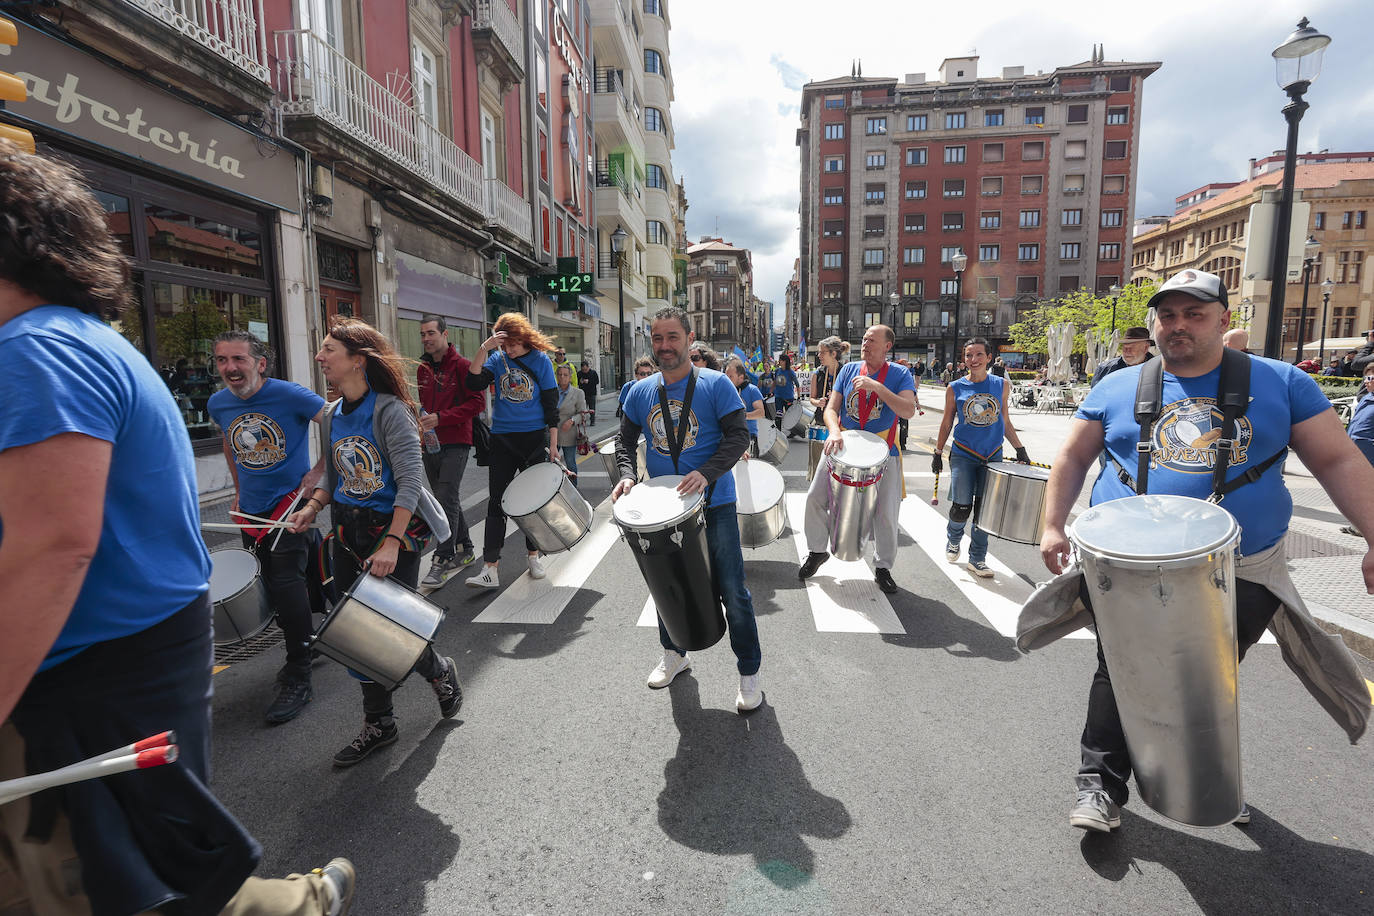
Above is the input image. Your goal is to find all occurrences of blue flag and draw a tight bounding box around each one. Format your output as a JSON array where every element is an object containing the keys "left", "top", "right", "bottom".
[
  {"left": 733, "top": 345, "right": 749, "bottom": 364},
  {"left": 799, "top": 337, "right": 807, "bottom": 361}
]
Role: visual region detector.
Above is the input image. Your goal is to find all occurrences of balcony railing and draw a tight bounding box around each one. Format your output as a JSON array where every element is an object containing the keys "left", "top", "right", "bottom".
[
  {"left": 275, "top": 30, "right": 484, "bottom": 216},
  {"left": 124, "top": 0, "right": 269, "bottom": 81},
  {"left": 595, "top": 160, "right": 629, "bottom": 196},
  {"left": 472, "top": 0, "right": 525, "bottom": 83},
  {"left": 484, "top": 178, "right": 532, "bottom": 243}
]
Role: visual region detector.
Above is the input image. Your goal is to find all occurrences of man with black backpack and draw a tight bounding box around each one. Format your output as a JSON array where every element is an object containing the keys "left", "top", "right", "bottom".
[{"left": 1031, "top": 268, "right": 1374, "bottom": 835}]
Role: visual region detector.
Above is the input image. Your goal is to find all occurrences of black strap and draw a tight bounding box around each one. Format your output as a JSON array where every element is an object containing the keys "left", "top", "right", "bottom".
[
  {"left": 1132, "top": 357, "right": 1164, "bottom": 494},
  {"left": 507, "top": 351, "right": 551, "bottom": 396},
  {"left": 1210, "top": 346, "right": 1252, "bottom": 502},
  {"left": 656, "top": 367, "right": 699, "bottom": 475}
]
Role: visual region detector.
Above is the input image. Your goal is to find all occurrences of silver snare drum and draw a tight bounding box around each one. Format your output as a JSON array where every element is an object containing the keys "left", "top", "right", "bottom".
[
  {"left": 826, "top": 429, "right": 890, "bottom": 562},
  {"left": 780, "top": 401, "right": 810, "bottom": 439},
  {"left": 1070, "top": 495, "right": 1243, "bottom": 828},
  {"left": 976, "top": 462, "right": 1051, "bottom": 544},
  {"left": 312, "top": 570, "right": 446, "bottom": 689},
  {"left": 502, "top": 462, "right": 593, "bottom": 554},
  {"left": 598, "top": 437, "right": 647, "bottom": 482},
  {"left": 734, "top": 460, "right": 787, "bottom": 548},
  {"left": 209, "top": 547, "right": 271, "bottom": 646},
  {"left": 756, "top": 424, "right": 789, "bottom": 466}
]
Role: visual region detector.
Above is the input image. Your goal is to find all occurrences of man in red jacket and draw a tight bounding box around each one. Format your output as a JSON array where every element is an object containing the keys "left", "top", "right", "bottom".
[{"left": 419, "top": 315, "right": 486, "bottom": 587}]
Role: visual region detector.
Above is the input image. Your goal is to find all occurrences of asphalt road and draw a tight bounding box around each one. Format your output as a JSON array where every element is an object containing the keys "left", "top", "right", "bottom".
[{"left": 208, "top": 405, "right": 1374, "bottom": 915}]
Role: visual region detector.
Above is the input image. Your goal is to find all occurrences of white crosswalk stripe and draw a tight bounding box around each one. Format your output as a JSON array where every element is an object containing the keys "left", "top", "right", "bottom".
[{"left": 784, "top": 492, "right": 905, "bottom": 634}]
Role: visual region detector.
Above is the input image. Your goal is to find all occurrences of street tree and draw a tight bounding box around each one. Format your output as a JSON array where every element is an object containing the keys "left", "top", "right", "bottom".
[{"left": 1008, "top": 283, "right": 1157, "bottom": 356}]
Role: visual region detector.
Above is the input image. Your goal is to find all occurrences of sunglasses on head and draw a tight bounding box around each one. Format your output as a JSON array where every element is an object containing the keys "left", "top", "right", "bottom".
[{"left": 690, "top": 354, "right": 704, "bottom": 362}]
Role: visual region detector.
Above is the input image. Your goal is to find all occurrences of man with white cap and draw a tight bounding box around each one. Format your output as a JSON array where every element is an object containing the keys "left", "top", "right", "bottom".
[{"left": 1028, "top": 268, "right": 1374, "bottom": 834}]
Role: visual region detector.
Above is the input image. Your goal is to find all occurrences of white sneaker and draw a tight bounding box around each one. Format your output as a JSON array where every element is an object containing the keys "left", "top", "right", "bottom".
[
  {"left": 465, "top": 565, "right": 500, "bottom": 589},
  {"left": 646, "top": 651, "right": 691, "bottom": 689},
  {"left": 527, "top": 553, "right": 547, "bottom": 579},
  {"left": 736, "top": 674, "right": 763, "bottom": 712}
]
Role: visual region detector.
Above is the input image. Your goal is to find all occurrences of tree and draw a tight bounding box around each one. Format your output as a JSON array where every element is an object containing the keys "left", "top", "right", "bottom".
[{"left": 1008, "top": 283, "right": 1157, "bottom": 356}]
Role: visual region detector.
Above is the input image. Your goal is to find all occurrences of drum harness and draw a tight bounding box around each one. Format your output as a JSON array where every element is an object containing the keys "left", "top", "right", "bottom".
[
  {"left": 656, "top": 366, "right": 716, "bottom": 505},
  {"left": 1110, "top": 347, "right": 1286, "bottom": 505}
]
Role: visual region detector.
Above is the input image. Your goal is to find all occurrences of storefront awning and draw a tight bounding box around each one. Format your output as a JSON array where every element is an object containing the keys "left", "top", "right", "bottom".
[
  {"left": 580, "top": 295, "right": 601, "bottom": 319},
  {"left": 395, "top": 252, "right": 483, "bottom": 326}
]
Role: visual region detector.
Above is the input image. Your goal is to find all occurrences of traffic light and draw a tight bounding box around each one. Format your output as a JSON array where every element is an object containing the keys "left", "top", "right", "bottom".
[{"left": 0, "top": 16, "right": 36, "bottom": 153}]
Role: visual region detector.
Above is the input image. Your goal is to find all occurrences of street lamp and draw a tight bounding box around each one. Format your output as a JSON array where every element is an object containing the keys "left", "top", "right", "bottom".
[
  {"left": 610, "top": 224, "right": 628, "bottom": 386},
  {"left": 1295, "top": 235, "right": 1321, "bottom": 364},
  {"left": 889, "top": 290, "right": 900, "bottom": 338},
  {"left": 1108, "top": 283, "right": 1123, "bottom": 335},
  {"left": 950, "top": 250, "right": 967, "bottom": 366},
  {"left": 1318, "top": 276, "right": 1335, "bottom": 365},
  {"left": 1262, "top": 17, "right": 1332, "bottom": 359}
]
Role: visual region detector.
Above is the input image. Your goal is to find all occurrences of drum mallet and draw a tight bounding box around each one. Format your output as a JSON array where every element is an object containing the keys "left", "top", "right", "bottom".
[
  {"left": 0, "top": 732, "right": 178, "bottom": 806},
  {"left": 931, "top": 471, "right": 940, "bottom": 506}
]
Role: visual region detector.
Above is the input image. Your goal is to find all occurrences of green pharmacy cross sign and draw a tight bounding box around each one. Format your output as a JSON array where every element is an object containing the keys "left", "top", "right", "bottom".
[{"left": 534, "top": 257, "right": 596, "bottom": 311}]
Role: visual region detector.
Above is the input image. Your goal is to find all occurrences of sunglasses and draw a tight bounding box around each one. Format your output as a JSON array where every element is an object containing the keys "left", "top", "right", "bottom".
[{"left": 690, "top": 354, "right": 705, "bottom": 362}]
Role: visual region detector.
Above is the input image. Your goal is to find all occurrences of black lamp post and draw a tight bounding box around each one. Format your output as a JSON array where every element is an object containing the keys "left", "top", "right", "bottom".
[
  {"left": 1108, "top": 283, "right": 1123, "bottom": 334},
  {"left": 889, "top": 289, "right": 900, "bottom": 340},
  {"left": 610, "top": 224, "right": 628, "bottom": 386},
  {"left": 1262, "top": 17, "right": 1332, "bottom": 359},
  {"left": 950, "top": 250, "right": 967, "bottom": 366},
  {"left": 1295, "top": 236, "right": 1320, "bottom": 364},
  {"left": 1318, "top": 276, "right": 1335, "bottom": 365}
]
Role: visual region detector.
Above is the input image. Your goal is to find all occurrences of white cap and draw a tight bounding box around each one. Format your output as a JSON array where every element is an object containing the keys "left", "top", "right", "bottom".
[{"left": 1146, "top": 269, "right": 1229, "bottom": 310}]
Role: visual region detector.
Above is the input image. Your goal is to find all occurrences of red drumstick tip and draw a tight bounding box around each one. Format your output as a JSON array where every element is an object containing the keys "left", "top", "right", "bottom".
[
  {"left": 136, "top": 745, "right": 178, "bottom": 768},
  {"left": 132, "top": 731, "right": 175, "bottom": 753}
]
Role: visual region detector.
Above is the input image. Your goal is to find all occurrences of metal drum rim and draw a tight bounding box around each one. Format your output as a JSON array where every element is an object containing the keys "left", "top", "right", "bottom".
[
  {"left": 1069, "top": 495, "right": 1241, "bottom": 565},
  {"left": 985, "top": 460, "right": 1052, "bottom": 481},
  {"left": 500, "top": 462, "right": 569, "bottom": 516},
  {"left": 612, "top": 475, "right": 704, "bottom": 532}
]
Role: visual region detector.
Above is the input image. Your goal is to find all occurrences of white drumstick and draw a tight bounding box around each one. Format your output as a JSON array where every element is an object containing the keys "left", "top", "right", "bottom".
[
  {"left": 270, "top": 489, "right": 307, "bottom": 551},
  {"left": 0, "top": 745, "right": 178, "bottom": 806},
  {"left": 228, "top": 510, "right": 281, "bottom": 525},
  {"left": 201, "top": 521, "right": 293, "bottom": 532},
  {"left": 88, "top": 730, "right": 176, "bottom": 764}
]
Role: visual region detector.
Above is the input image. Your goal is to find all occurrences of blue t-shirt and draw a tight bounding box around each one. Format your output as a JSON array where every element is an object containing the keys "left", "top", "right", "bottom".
[
  {"left": 486, "top": 349, "right": 556, "bottom": 434},
  {"left": 0, "top": 306, "right": 210, "bottom": 670},
  {"left": 737, "top": 383, "right": 764, "bottom": 435},
  {"left": 329, "top": 390, "right": 398, "bottom": 512},
  {"left": 1076, "top": 356, "right": 1331, "bottom": 555},
  {"left": 1347, "top": 395, "right": 1374, "bottom": 465},
  {"left": 619, "top": 379, "right": 635, "bottom": 407},
  {"left": 833, "top": 360, "right": 916, "bottom": 457},
  {"left": 951, "top": 374, "right": 1007, "bottom": 461},
  {"left": 209, "top": 378, "right": 324, "bottom": 515},
  {"left": 774, "top": 368, "right": 797, "bottom": 400},
  {"left": 623, "top": 369, "right": 745, "bottom": 508}
]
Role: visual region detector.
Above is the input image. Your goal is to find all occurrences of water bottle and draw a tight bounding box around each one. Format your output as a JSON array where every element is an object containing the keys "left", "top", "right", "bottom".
[{"left": 420, "top": 409, "right": 441, "bottom": 454}]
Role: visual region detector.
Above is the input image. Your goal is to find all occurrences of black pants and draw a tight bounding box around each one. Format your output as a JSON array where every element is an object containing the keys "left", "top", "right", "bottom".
[
  {"left": 898, "top": 418, "right": 909, "bottom": 449},
  {"left": 240, "top": 529, "right": 314, "bottom": 674},
  {"left": 423, "top": 444, "right": 474, "bottom": 560},
  {"left": 332, "top": 504, "right": 443, "bottom": 721},
  {"left": 483, "top": 429, "right": 547, "bottom": 563},
  {"left": 1079, "top": 577, "right": 1281, "bottom": 806},
  {"left": 774, "top": 397, "right": 793, "bottom": 429}
]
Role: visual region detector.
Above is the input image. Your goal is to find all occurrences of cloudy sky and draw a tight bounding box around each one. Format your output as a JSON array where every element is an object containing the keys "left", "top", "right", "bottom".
[{"left": 667, "top": 0, "right": 1372, "bottom": 327}]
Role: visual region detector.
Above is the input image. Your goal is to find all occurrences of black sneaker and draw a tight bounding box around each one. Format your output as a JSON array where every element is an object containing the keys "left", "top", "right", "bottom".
[
  {"left": 332, "top": 719, "right": 399, "bottom": 768},
  {"left": 430, "top": 656, "right": 463, "bottom": 719},
  {"left": 265, "top": 676, "right": 313, "bottom": 724},
  {"left": 798, "top": 551, "right": 828, "bottom": 580},
  {"left": 875, "top": 568, "right": 898, "bottom": 594}
]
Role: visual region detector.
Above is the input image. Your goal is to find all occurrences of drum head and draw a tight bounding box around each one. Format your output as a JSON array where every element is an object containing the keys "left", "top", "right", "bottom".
[
  {"left": 733, "top": 461, "right": 785, "bottom": 513},
  {"left": 613, "top": 476, "right": 702, "bottom": 531},
  {"left": 987, "top": 461, "right": 1051, "bottom": 481},
  {"left": 209, "top": 548, "right": 259, "bottom": 601},
  {"left": 1070, "top": 494, "right": 1239, "bottom": 561},
  {"left": 502, "top": 462, "right": 566, "bottom": 516},
  {"left": 598, "top": 438, "right": 617, "bottom": 455},
  {"left": 757, "top": 425, "right": 780, "bottom": 450},
  {"left": 835, "top": 429, "right": 890, "bottom": 469},
  {"left": 782, "top": 402, "right": 804, "bottom": 425}
]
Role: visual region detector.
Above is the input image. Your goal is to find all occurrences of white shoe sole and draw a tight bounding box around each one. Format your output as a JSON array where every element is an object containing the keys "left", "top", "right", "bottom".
[
  {"left": 647, "top": 658, "right": 691, "bottom": 689},
  {"left": 1069, "top": 811, "right": 1120, "bottom": 832},
  {"left": 967, "top": 564, "right": 994, "bottom": 578},
  {"left": 465, "top": 576, "right": 499, "bottom": 589},
  {"left": 736, "top": 693, "right": 763, "bottom": 713}
]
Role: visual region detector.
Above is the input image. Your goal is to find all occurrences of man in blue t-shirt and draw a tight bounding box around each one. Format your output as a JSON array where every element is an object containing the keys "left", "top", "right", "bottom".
[
  {"left": 798, "top": 325, "right": 918, "bottom": 594},
  {"left": 613, "top": 307, "right": 763, "bottom": 713},
  {"left": 1038, "top": 268, "right": 1374, "bottom": 836},
  {"left": 208, "top": 331, "right": 325, "bottom": 724},
  {"left": 724, "top": 356, "right": 766, "bottom": 456}
]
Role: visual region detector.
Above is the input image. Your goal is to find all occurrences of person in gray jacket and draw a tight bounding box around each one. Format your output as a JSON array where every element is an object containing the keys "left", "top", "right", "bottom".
[{"left": 288, "top": 318, "right": 462, "bottom": 767}]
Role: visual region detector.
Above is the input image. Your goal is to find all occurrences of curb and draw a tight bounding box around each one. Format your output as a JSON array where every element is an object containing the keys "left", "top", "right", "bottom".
[{"left": 1306, "top": 601, "right": 1374, "bottom": 663}]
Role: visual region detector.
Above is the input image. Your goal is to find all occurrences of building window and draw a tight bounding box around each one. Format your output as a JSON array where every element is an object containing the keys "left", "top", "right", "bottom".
[
  {"left": 644, "top": 0, "right": 661, "bottom": 14},
  {"left": 1060, "top": 242, "right": 1082, "bottom": 260},
  {"left": 1099, "top": 243, "right": 1122, "bottom": 260},
  {"left": 822, "top": 284, "right": 842, "bottom": 299},
  {"left": 904, "top": 213, "right": 926, "bottom": 232},
  {"left": 1104, "top": 140, "right": 1128, "bottom": 159},
  {"left": 942, "top": 212, "right": 964, "bottom": 231},
  {"left": 903, "top": 247, "right": 925, "bottom": 264},
  {"left": 645, "top": 107, "right": 664, "bottom": 132},
  {"left": 646, "top": 220, "right": 669, "bottom": 244},
  {"left": 644, "top": 49, "right": 664, "bottom": 75},
  {"left": 825, "top": 96, "right": 844, "bottom": 109},
  {"left": 940, "top": 246, "right": 962, "bottom": 263},
  {"left": 1314, "top": 212, "right": 1325, "bottom": 230},
  {"left": 944, "top": 145, "right": 966, "bottom": 164},
  {"left": 1021, "top": 175, "right": 1043, "bottom": 195},
  {"left": 1016, "top": 275, "right": 1038, "bottom": 294},
  {"left": 646, "top": 163, "right": 667, "bottom": 189},
  {"left": 979, "top": 244, "right": 1000, "bottom": 261},
  {"left": 906, "top": 147, "right": 928, "bottom": 166},
  {"left": 983, "top": 142, "right": 1004, "bottom": 163},
  {"left": 823, "top": 219, "right": 844, "bottom": 237},
  {"left": 984, "top": 109, "right": 1004, "bottom": 127},
  {"left": 863, "top": 248, "right": 884, "bottom": 266},
  {"left": 864, "top": 184, "right": 885, "bottom": 203},
  {"left": 1067, "top": 104, "right": 1089, "bottom": 123},
  {"left": 1022, "top": 140, "right": 1045, "bottom": 161},
  {"left": 1106, "top": 106, "right": 1129, "bottom": 125},
  {"left": 1059, "top": 275, "right": 1081, "bottom": 292},
  {"left": 1110, "top": 75, "right": 1131, "bottom": 92},
  {"left": 940, "top": 279, "right": 959, "bottom": 295},
  {"left": 1356, "top": 211, "right": 1367, "bottom": 228},
  {"left": 903, "top": 279, "right": 923, "bottom": 297},
  {"left": 825, "top": 156, "right": 845, "bottom": 172},
  {"left": 864, "top": 216, "right": 885, "bottom": 237},
  {"left": 1019, "top": 209, "right": 1041, "bottom": 228},
  {"left": 824, "top": 188, "right": 844, "bottom": 205},
  {"left": 1103, "top": 175, "right": 1125, "bottom": 195},
  {"left": 943, "top": 179, "right": 965, "bottom": 198},
  {"left": 863, "top": 281, "right": 884, "bottom": 298},
  {"left": 1338, "top": 250, "right": 1364, "bottom": 284},
  {"left": 1063, "top": 173, "right": 1085, "bottom": 194},
  {"left": 1062, "top": 209, "right": 1083, "bottom": 227},
  {"left": 1101, "top": 209, "right": 1124, "bottom": 228},
  {"left": 1024, "top": 106, "right": 1045, "bottom": 125},
  {"left": 866, "top": 117, "right": 888, "bottom": 135},
  {"left": 979, "top": 211, "right": 1001, "bottom": 229},
  {"left": 981, "top": 176, "right": 1002, "bottom": 196},
  {"left": 1018, "top": 243, "right": 1040, "bottom": 261},
  {"left": 824, "top": 123, "right": 844, "bottom": 140},
  {"left": 945, "top": 112, "right": 966, "bottom": 129},
  {"left": 1341, "top": 210, "right": 1353, "bottom": 229},
  {"left": 905, "top": 180, "right": 926, "bottom": 200},
  {"left": 977, "top": 278, "right": 999, "bottom": 295},
  {"left": 647, "top": 275, "right": 670, "bottom": 299},
  {"left": 907, "top": 114, "right": 927, "bottom": 131},
  {"left": 866, "top": 152, "right": 887, "bottom": 169},
  {"left": 822, "top": 252, "right": 842, "bottom": 269},
  {"left": 1065, "top": 139, "right": 1087, "bottom": 159}
]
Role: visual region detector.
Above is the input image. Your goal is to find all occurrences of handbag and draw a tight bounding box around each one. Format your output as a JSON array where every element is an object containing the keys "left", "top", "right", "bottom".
[{"left": 472, "top": 415, "right": 493, "bottom": 466}]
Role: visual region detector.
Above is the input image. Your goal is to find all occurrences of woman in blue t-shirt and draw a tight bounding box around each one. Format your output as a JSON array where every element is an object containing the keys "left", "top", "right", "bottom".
[
  {"left": 932, "top": 337, "right": 1030, "bottom": 577},
  {"left": 288, "top": 317, "right": 462, "bottom": 767},
  {"left": 464, "top": 312, "right": 561, "bottom": 589}
]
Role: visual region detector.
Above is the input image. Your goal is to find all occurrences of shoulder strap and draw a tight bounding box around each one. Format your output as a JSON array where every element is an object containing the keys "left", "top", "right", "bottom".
[
  {"left": 1132, "top": 357, "right": 1165, "bottom": 494},
  {"left": 1210, "top": 347, "right": 1252, "bottom": 502},
  {"left": 507, "top": 351, "right": 551, "bottom": 395},
  {"left": 656, "top": 368, "right": 700, "bottom": 475}
]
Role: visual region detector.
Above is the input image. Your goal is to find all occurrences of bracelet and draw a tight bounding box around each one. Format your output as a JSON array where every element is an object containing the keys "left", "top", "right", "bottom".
[
  {"left": 383, "top": 533, "right": 406, "bottom": 548},
  {"left": 305, "top": 497, "right": 323, "bottom": 512}
]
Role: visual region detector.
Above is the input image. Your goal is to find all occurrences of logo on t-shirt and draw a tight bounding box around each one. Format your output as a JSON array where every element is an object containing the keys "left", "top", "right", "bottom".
[
  {"left": 647, "top": 400, "right": 700, "bottom": 454},
  {"left": 333, "top": 436, "right": 386, "bottom": 498},
  {"left": 499, "top": 366, "right": 535, "bottom": 403},
  {"left": 844, "top": 386, "right": 882, "bottom": 423},
  {"left": 962, "top": 394, "right": 1001, "bottom": 428},
  {"left": 1151, "top": 397, "right": 1252, "bottom": 473},
  {"left": 227, "top": 413, "right": 288, "bottom": 469}
]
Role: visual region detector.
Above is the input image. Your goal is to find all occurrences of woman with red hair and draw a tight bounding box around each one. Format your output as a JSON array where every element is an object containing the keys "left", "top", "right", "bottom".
[{"left": 464, "top": 312, "right": 561, "bottom": 588}]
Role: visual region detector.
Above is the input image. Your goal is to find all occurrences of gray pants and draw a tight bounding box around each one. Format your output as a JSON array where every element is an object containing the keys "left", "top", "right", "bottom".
[
  {"left": 804, "top": 453, "right": 901, "bottom": 570},
  {"left": 423, "top": 444, "right": 473, "bottom": 559}
]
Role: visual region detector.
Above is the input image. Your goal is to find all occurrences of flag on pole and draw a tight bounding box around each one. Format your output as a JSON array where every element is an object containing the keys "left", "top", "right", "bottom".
[{"left": 798, "top": 337, "right": 807, "bottom": 361}]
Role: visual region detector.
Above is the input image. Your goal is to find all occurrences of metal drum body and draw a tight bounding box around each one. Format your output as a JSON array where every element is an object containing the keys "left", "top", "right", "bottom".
[
  {"left": 1070, "top": 495, "right": 1243, "bottom": 828},
  {"left": 825, "top": 430, "right": 890, "bottom": 562},
  {"left": 756, "top": 424, "right": 788, "bottom": 466},
  {"left": 806, "top": 425, "right": 828, "bottom": 482},
  {"left": 312, "top": 570, "right": 445, "bottom": 689},
  {"left": 598, "top": 437, "right": 647, "bottom": 482},
  {"left": 209, "top": 547, "right": 271, "bottom": 646},
  {"left": 780, "top": 401, "right": 810, "bottom": 439},
  {"left": 613, "top": 477, "right": 725, "bottom": 651},
  {"left": 502, "top": 462, "right": 593, "bottom": 554},
  {"left": 976, "top": 462, "right": 1052, "bottom": 544},
  {"left": 734, "top": 461, "right": 787, "bottom": 548}
]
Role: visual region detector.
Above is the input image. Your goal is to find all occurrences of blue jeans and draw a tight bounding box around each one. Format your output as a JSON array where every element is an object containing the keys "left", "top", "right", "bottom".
[
  {"left": 945, "top": 451, "right": 1000, "bottom": 563},
  {"left": 657, "top": 503, "right": 761, "bottom": 675},
  {"left": 560, "top": 444, "right": 580, "bottom": 487}
]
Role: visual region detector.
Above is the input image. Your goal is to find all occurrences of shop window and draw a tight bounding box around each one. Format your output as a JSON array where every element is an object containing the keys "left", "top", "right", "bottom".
[{"left": 145, "top": 205, "right": 263, "bottom": 278}]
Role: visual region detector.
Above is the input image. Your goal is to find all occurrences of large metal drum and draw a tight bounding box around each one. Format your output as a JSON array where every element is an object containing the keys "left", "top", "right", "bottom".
[
  {"left": 613, "top": 477, "right": 725, "bottom": 651},
  {"left": 780, "top": 401, "right": 810, "bottom": 439},
  {"left": 825, "top": 429, "right": 891, "bottom": 562},
  {"left": 734, "top": 460, "right": 787, "bottom": 548},
  {"left": 502, "top": 462, "right": 593, "bottom": 554},
  {"left": 756, "top": 424, "right": 788, "bottom": 466},
  {"left": 1070, "top": 495, "right": 1243, "bottom": 828},
  {"left": 209, "top": 547, "right": 271, "bottom": 646},
  {"left": 598, "top": 437, "right": 647, "bottom": 483},
  {"left": 312, "top": 569, "right": 445, "bottom": 689},
  {"left": 976, "top": 462, "right": 1052, "bottom": 544}
]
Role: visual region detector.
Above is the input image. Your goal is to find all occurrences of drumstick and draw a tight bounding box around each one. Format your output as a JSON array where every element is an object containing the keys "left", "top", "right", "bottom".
[
  {"left": 898, "top": 450, "right": 906, "bottom": 499},
  {"left": 201, "top": 521, "right": 293, "bottom": 532},
  {"left": 270, "top": 489, "right": 306, "bottom": 551},
  {"left": 931, "top": 471, "right": 940, "bottom": 506},
  {"left": 0, "top": 745, "right": 178, "bottom": 806},
  {"left": 227, "top": 510, "right": 281, "bottom": 525},
  {"left": 87, "top": 731, "right": 176, "bottom": 764}
]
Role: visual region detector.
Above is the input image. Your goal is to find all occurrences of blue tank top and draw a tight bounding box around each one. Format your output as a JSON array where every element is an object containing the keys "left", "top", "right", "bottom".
[{"left": 951, "top": 374, "right": 1006, "bottom": 461}]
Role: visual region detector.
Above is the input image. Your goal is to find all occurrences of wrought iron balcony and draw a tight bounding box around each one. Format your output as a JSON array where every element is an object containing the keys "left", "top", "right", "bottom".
[
  {"left": 484, "top": 178, "right": 532, "bottom": 244},
  {"left": 472, "top": 0, "right": 525, "bottom": 86},
  {"left": 122, "top": 0, "right": 270, "bottom": 82}
]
